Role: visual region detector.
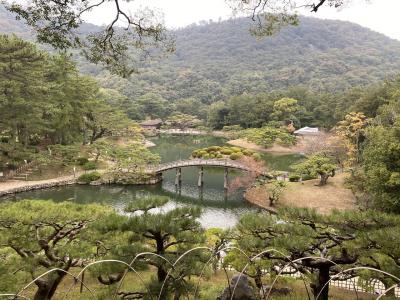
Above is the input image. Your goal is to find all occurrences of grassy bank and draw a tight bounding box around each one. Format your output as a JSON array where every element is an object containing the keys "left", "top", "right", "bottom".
[{"left": 245, "top": 173, "right": 357, "bottom": 214}]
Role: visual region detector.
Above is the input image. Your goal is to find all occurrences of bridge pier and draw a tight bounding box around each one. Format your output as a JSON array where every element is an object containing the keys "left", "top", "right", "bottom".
[
  {"left": 155, "top": 172, "right": 163, "bottom": 184},
  {"left": 198, "top": 167, "right": 204, "bottom": 187},
  {"left": 175, "top": 168, "right": 182, "bottom": 187},
  {"left": 224, "top": 167, "right": 228, "bottom": 190},
  {"left": 199, "top": 186, "right": 203, "bottom": 201}
]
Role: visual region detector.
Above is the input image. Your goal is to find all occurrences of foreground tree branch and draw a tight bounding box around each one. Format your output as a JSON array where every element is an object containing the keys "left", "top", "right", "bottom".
[
  {"left": 0, "top": 200, "right": 110, "bottom": 300},
  {"left": 3, "top": 0, "right": 174, "bottom": 77}
]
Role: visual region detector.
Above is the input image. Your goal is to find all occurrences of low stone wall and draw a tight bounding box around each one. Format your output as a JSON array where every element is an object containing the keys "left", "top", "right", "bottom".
[{"left": 0, "top": 179, "right": 76, "bottom": 197}]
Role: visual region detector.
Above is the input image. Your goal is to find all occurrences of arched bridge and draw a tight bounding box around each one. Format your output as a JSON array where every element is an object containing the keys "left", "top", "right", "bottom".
[
  {"left": 146, "top": 159, "right": 264, "bottom": 189},
  {"left": 148, "top": 159, "right": 253, "bottom": 174}
]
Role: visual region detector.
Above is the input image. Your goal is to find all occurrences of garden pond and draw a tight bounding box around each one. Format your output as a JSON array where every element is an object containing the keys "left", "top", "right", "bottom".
[{"left": 8, "top": 135, "right": 303, "bottom": 228}]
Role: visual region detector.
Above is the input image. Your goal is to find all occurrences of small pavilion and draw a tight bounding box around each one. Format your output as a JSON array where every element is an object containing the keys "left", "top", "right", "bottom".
[{"left": 294, "top": 126, "right": 320, "bottom": 136}]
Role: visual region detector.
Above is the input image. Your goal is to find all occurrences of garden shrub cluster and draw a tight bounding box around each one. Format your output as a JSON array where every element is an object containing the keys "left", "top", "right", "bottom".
[
  {"left": 289, "top": 174, "right": 301, "bottom": 182},
  {"left": 301, "top": 173, "right": 318, "bottom": 181},
  {"left": 289, "top": 173, "right": 318, "bottom": 182},
  {"left": 82, "top": 161, "right": 97, "bottom": 170},
  {"left": 222, "top": 125, "right": 243, "bottom": 132},
  {"left": 76, "top": 157, "right": 89, "bottom": 165},
  {"left": 78, "top": 171, "right": 101, "bottom": 183},
  {"left": 191, "top": 146, "right": 261, "bottom": 161}
]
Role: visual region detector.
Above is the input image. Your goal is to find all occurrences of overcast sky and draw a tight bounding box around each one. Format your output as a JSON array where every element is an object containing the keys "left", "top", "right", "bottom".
[{"left": 85, "top": 0, "right": 400, "bottom": 40}]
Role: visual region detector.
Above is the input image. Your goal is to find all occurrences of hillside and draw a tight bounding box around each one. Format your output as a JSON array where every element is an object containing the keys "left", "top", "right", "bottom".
[
  {"left": 94, "top": 17, "right": 400, "bottom": 102},
  {"left": 0, "top": 6, "right": 29, "bottom": 37},
  {"left": 1, "top": 6, "right": 400, "bottom": 103}
]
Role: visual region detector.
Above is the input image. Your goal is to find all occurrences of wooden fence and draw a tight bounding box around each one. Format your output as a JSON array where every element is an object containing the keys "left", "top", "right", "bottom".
[{"left": 0, "top": 161, "right": 35, "bottom": 182}]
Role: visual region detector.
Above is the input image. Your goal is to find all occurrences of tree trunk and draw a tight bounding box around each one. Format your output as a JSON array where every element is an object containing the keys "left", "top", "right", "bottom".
[
  {"left": 34, "top": 272, "right": 66, "bottom": 300},
  {"left": 381, "top": 278, "right": 396, "bottom": 297},
  {"left": 311, "top": 266, "right": 330, "bottom": 300},
  {"left": 34, "top": 285, "right": 51, "bottom": 300},
  {"left": 173, "top": 290, "right": 181, "bottom": 300},
  {"left": 157, "top": 267, "right": 168, "bottom": 283},
  {"left": 155, "top": 234, "right": 168, "bottom": 300},
  {"left": 254, "top": 269, "right": 263, "bottom": 290},
  {"left": 90, "top": 128, "right": 107, "bottom": 144},
  {"left": 254, "top": 267, "right": 264, "bottom": 298},
  {"left": 269, "top": 196, "right": 274, "bottom": 207},
  {"left": 318, "top": 174, "right": 329, "bottom": 186},
  {"left": 157, "top": 266, "right": 168, "bottom": 300}
]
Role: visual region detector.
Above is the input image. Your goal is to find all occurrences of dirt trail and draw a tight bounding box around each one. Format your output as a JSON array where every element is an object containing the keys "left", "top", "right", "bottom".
[{"left": 0, "top": 172, "right": 88, "bottom": 196}]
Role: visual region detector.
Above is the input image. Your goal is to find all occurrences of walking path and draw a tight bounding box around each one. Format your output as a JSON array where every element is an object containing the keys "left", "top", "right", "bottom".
[{"left": 0, "top": 172, "right": 86, "bottom": 197}]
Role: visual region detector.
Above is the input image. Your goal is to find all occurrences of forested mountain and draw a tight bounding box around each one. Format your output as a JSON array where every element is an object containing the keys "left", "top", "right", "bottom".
[
  {"left": 2, "top": 5, "right": 400, "bottom": 108},
  {"left": 91, "top": 16, "right": 400, "bottom": 103}
]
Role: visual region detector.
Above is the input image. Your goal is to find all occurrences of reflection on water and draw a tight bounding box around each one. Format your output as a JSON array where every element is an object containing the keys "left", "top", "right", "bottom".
[
  {"left": 6, "top": 135, "right": 302, "bottom": 228},
  {"left": 10, "top": 184, "right": 258, "bottom": 228}
]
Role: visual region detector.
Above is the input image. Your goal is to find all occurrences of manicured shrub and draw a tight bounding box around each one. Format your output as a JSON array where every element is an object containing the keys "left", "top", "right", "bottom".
[
  {"left": 192, "top": 145, "right": 260, "bottom": 161},
  {"left": 220, "top": 148, "right": 233, "bottom": 155},
  {"left": 251, "top": 153, "right": 262, "bottom": 161},
  {"left": 78, "top": 171, "right": 101, "bottom": 183},
  {"left": 222, "top": 125, "right": 243, "bottom": 132},
  {"left": 192, "top": 150, "right": 203, "bottom": 158},
  {"left": 302, "top": 174, "right": 318, "bottom": 181},
  {"left": 289, "top": 174, "right": 301, "bottom": 182},
  {"left": 199, "top": 150, "right": 207, "bottom": 156},
  {"left": 76, "top": 157, "right": 89, "bottom": 165},
  {"left": 83, "top": 161, "right": 97, "bottom": 170},
  {"left": 242, "top": 149, "right": 254, "bottom": 156},
  {"left": 230, "top": 152, "right": 243, "bottom": 160},
  {"left": 209, "top": 146, "right": 221, "bottom": 151}
]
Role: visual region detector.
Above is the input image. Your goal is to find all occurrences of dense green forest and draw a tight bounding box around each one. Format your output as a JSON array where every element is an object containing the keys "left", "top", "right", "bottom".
[
  {"left": 109, "top": 17, "right": 400, "bottom": 97},
  {"left": 2, "top": 5, "right": 400, "bottom": 129},
  {"left": 0, "top": 34, "right": 150, "bottom": 172}
]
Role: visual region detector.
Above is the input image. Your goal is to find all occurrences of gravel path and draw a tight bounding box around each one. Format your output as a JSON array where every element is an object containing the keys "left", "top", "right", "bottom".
[{"left": 0, "top": 172, "right": 87, "bottom": 196}]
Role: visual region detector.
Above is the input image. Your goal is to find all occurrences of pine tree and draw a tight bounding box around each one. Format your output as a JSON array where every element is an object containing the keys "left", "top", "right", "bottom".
[
  {"left": 225, "top": 208, "right": 400, "bottom": 300},
  {"left": 0, "top": 200, "right": 110, "bottom": 300},
  {"left": 0, "top": 34, "right": 49, "bottom": 145},
  {"left": 95, "top": 197, "right": 206, "bottom": 299}
]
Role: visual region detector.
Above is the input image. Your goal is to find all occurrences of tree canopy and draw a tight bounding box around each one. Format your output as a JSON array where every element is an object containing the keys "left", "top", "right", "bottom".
[
  {"left": 0, "top": 35, "right": 139, "bottom": 169},
  {"left": 293, "top": 154, "right": 336, "bottom": 186},
  {"left": 0, "top": 200, "right": 110, "bottom": 299}
]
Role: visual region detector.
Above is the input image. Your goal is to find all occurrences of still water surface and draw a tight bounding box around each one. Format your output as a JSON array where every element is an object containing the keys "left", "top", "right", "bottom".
[{"left": 10, "top": 135, "right": 302, "bottom": 228}]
